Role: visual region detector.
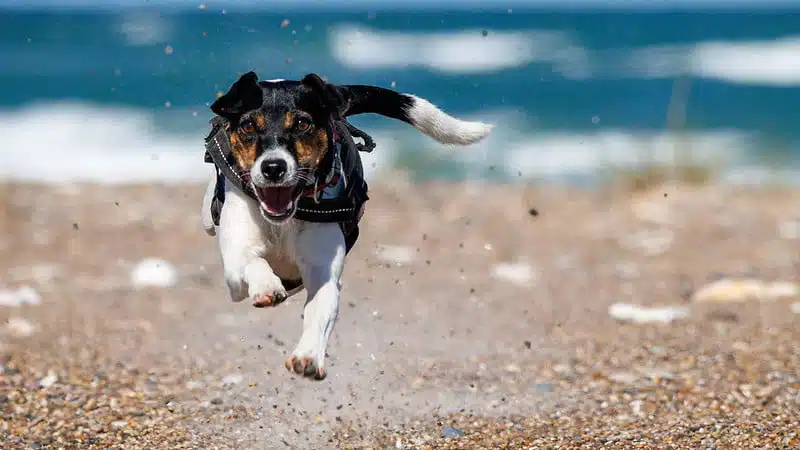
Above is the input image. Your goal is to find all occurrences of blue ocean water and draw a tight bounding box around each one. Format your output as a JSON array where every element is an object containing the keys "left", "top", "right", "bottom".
[{"left": 1, "top": 6, "right": 799, "bottom": 183}]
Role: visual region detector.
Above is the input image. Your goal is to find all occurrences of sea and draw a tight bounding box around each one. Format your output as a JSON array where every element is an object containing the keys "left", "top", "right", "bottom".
[{"left": 1, "top": 4, "right": 799, "bottom": 185}]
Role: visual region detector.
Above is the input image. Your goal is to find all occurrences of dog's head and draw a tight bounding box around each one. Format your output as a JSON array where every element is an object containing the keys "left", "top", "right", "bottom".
[
  {"left": 210, "top": 71, "right": 494, "bottom": 224},
  {"left": 210, "top": 71, "right": 346, "bottom": 223}
]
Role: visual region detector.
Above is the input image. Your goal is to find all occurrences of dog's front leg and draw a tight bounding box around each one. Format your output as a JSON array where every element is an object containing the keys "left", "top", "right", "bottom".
[
  {"left": 285, "top": 222, "right": 346, "bottom": 380},
  {"left": 217, "top": 188, "right": 288, "bottom": 306}
]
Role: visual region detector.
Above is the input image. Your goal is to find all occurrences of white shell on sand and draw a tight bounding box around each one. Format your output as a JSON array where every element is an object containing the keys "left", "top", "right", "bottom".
[
  {"left": 491, "top": 262, "right": 535, "bottom": 286},
  {"left": 691, "top": 279, "right": 799, "bottom": 304},
  {"left": 5, "top": 317, "right": 38, "bottom": 337},
  {"left": 0, "top": 286, "right": 41, "bottom": 307},
  {"left": 374, "top": 244, "right": 415, "bottom": 266},
  {"left": 130, "top": 258, "right": 178, "bottom": 288},
  {"left": 608, "top": 302, "right": 690, "bottom": 324}
]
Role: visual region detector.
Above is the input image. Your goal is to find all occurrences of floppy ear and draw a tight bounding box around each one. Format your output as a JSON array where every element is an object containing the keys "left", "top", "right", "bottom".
[
  {"left": 301, "top": 73, "right": 348, "bottom": 120},
  {"left": 210, "top": 71, "right": 263, "bottom": 121}
]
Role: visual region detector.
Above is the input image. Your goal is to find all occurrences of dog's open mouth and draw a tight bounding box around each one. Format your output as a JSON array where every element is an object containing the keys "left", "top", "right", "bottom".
[{"left": 254, "top": 184, "right": 305, "bottom": 221}]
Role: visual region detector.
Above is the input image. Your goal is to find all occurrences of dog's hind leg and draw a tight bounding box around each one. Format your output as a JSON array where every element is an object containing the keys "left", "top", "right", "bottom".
[
  {"left": 285, "top": 222, "right": 345, "bottom": 380},
  {"left": 216, "top": 187, "right": 288, "bottom": 306}
]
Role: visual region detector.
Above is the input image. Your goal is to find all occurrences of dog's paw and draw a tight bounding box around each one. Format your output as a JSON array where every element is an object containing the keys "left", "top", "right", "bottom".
[
  {"left": 248, "top": 271, "right": 288, "bottom": 308},
  {"left": 285, "top": 337, "right": 326, "bottom": 380},
  {"left": 285, "top": 355, "right": 326, "bottom": 380}
]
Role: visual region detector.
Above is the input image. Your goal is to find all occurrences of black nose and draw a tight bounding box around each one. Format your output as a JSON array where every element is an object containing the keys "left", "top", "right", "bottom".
[{"left": 261, "top": 159, "right": 287, "bottom": 182}]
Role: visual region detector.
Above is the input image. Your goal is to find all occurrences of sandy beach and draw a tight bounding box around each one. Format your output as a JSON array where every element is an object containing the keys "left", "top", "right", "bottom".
[{"left": 1, "top": 176, "right": 798, "bottom": 449}]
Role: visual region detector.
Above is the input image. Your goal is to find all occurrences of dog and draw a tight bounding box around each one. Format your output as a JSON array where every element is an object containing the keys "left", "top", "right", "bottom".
[{"left": 201, "top": 71, "right": 492, "bottom": 380}]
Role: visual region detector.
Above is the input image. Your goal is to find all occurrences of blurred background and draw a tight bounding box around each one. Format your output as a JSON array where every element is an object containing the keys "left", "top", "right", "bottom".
[{"left": 1, "top": 0, "right": 799, "bottom": 186}]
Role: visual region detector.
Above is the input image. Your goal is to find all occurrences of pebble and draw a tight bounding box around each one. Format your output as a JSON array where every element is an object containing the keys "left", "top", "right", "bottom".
[
  {"left": 608, "top": 302, "right": 690, "bottom": 324},
  {"left": 791, "top": 303, "right": 800, "bottom": 314},
  {"left": 620, "top": 229, "right": 674, "bottom": 256},
  {"left": 4, "top": 318, "right": 37, "bottom": 337},
  {"left": 535, "top": 382, "right": 553, "bottom": 393},
  {"left": 0, "top": 286, "right": 41, "bottom": 307},
  {"left": 442, "top": 425, "right": 465, "bottom": 439},
  {"left": 7, "top": 264, "right": 63, "bottom": 285},
  {"left": 777, "top": 220, "right": 800, "bottom": 240},
  {"left": 221, "top": 373, "right": 243, "bottom": 386},
  {"left": 39, "top": 370, "right": 58, "bottom": 388},
  {"left": 691, "top": 278, "right": 799, "bottom": 303},
  {"left": 374, "top": 244, "right": 415, "bottom": 266},
  {"left": 130, "top": 258, "right": 178, "bottom": 288},
  {"left": 490, "top": 262, "right": 535, "bottom": 286}
]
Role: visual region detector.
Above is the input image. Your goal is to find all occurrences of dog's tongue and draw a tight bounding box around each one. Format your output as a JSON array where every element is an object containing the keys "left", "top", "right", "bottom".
[{"left": 257, "top": 186, "right": 295, "bottom": 215}]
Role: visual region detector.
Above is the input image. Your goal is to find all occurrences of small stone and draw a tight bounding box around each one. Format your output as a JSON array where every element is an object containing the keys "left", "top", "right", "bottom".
[
  {"left": 374, "top": 244, "right": 414, "bottom": 266},
  {"left": 791, "top": 302, "right": 800, "bottom": 314},
  {"left": 222, "top": 373, "right": 243, "bottom": 385},
  {"left": 5, "top": 318, "right": 37, "bottom": 337},
  {"left": 210, "top": 397, "right": 223, "bottom": 405},
  {"left": 130, "top": 258, "right": 178, "bottom": 289},
  {"left": 39, "top": 370, "right": 58, "bottom": 388},
  {"left": 442, "top": 425, "right": 465, "bottom": 439},
  {"left": 535, "top": 382, "right": 553, "bottom": 393},
  {"left": 778, "top": 220, "right": 800, "bottom": 240},
  {"left": 608, "top": 302, "right": 690, "bottom": 324},
  {"left": 620, "top": 229, "right": 674, "bottom": 256},
  {"left": 692, "top": 278, "right": 799, "bottom": 303},
  {"left": 186, "top": 380, "right": 204, "bottom": 390},
  {"left": 491, "top": 262, "right": 535, "bottom": 286},
  {"left": 111, "top": 420, "right": 128, "bottom": 429},
  {"left": 607, "top": 371, "right": 639, "bottom": 384},
  {"left": 0, "top": 286, "right": 41, "bottom": 307}
]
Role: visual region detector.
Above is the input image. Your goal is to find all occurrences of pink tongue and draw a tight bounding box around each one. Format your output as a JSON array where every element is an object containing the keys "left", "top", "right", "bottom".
[{"left": 259, "top": 186, "right": 295, "bottom": 213}]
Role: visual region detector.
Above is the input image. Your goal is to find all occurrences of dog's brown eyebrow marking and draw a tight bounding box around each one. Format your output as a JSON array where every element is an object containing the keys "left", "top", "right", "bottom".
[
  {"left": 228, "top": 123, "right": 258, "bottom": 170},
  {"left": 252, "top": 112, "right": 267, "bottom": 130},
  {"left": 283, "top": 111, "right": 295, "bottom": 130}
]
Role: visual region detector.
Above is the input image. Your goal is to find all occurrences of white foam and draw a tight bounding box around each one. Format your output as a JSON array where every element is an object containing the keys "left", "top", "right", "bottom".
[
  {"left": 608, "top": 302, "right": 690, "bottom": 324},
  {"left": 690, "top": 37, "right": 800, "bottom": 86},
  {"left": 609, "top": 36, "right": 800, "bottom": 86},
  {"left": 117, "top": 12, "right": 171, "bottom": 46},
  {"left": 130, "top": 258, "right": 178, "bottom": 288},
  {"left": 329, "top": 25, "right": 589, "bottom": 76},
  {"left": 0, "top": 102, "right": 208, "bottom": 184}
]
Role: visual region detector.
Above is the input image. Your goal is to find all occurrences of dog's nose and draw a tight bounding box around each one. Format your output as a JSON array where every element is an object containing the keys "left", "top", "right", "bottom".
[{"left": 261, "top": 159, "right": 288, "bottom": 182}]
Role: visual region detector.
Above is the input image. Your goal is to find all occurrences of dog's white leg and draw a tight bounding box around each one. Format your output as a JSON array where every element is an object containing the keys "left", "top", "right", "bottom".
[
  {"left": 217, "top": 187, "right": 288, "bottom": 306},
  {"left": 285, "top": 222, "right": 346, "bottom": 380}
]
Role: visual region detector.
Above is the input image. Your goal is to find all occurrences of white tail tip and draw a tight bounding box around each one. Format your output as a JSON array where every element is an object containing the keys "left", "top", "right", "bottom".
[{"left": 405, "top": 95, "right": 494, "bottom": 145}]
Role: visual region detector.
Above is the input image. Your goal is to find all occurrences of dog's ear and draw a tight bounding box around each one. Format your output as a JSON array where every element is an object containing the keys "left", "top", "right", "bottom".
[
  {"left": 211, "top": 71, "right": 263, "bottom": 121},
  {"left": 301, "top": 73, "right": 348, "bottom": 120}
]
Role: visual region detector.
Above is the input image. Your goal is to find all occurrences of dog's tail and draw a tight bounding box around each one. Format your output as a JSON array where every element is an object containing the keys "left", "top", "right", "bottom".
[{"left": 340, "top": 85, "right": 493, "bottom": 146}]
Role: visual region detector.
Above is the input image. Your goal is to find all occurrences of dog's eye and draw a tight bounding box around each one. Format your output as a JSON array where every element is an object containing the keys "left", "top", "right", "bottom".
[
  {"left": 240, "top": 120, "right": 256, "bottom": 134},
  {"left": 295, "top": 118, "right": 311, "bottom": 133}
]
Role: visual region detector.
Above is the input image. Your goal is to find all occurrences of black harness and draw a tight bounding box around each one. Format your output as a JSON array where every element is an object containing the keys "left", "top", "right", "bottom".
[{"left": 203, "top": 116, "right": 374, "bottom": 295}]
